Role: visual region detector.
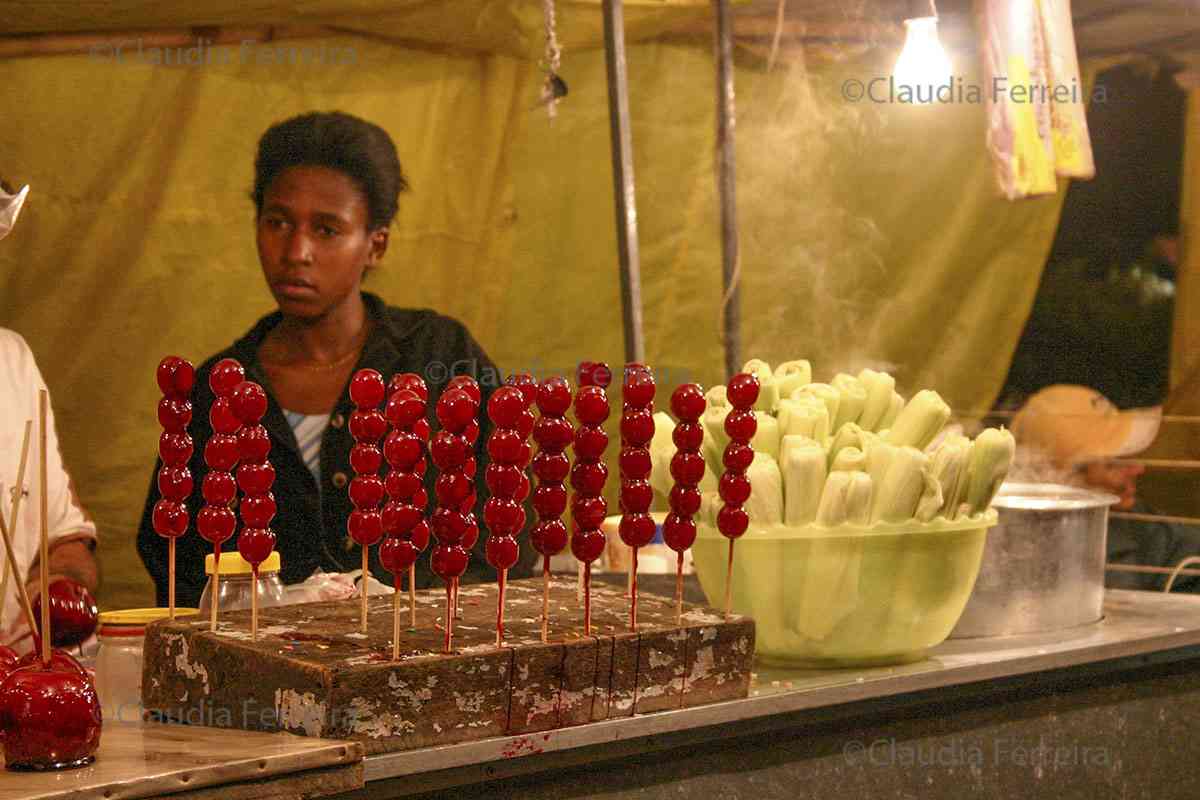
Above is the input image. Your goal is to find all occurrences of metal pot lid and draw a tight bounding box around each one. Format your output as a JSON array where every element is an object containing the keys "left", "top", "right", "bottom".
[{"left": 994, "top": 482, "right": 1119, "bottom": 511}]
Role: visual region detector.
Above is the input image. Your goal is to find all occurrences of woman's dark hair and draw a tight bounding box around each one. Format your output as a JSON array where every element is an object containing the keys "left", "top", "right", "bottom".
[{"left": 252, "top": 111, "right": 407, "bottom": 229}]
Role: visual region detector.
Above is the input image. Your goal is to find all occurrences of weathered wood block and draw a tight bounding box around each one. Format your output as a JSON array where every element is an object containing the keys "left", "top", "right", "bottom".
[{"left": 142, "top": 577, "right": 753, "bottom": 755}]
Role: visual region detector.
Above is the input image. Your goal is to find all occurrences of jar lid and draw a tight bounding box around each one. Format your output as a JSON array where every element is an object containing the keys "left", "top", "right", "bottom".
[
  {"left": 204, "top": 550, "right": 281, "bottom": 575},
  {"left": 98, "top": 607, "right": 200, "bottom": 626}
]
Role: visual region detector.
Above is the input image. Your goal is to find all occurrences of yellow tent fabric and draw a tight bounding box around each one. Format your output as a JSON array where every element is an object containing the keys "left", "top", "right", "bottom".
[
  {"left": 1, "top": 0, "right": 713, "bottom": 58},
  {"left": 0, "top": 34, "right": 1065, "bottom": 611}
]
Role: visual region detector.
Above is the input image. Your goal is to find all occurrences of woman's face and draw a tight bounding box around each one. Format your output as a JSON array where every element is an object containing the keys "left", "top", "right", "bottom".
[{"left": 256, "top": 165, "right": 388, "bottom": 320}]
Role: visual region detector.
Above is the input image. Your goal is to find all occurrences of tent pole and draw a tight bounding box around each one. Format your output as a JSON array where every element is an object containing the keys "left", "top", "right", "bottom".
[
  {"left": 714, "top": 0, "right": 740, "bottom": 380},
  {"left": 602, "top": 0, "right": 646, "bottom": 365}
]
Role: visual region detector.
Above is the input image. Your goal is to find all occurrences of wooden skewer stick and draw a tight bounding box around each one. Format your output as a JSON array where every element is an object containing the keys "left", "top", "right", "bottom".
[
  {"left": 626, "top": 547, "right": 633, "bottom": 598},
  {"left": 361, "top": 549, "right": 369, "bottom": 634},
  {"left": 168, "top": 539, "right": 176, "bottom": 621},
  {"left": 210, "top": 546, "right": 221, "bottom": 632},
  {"left": 584, "top": 562, "right": 592, "bottom": 636},
  {"left": 392, "top": 576, "right": 401, "bottom": 661},
  {"left": 39, "top": 392, "right": 51, "bottom": 666},
  {"left": 251, "top": 566, "right": 259, "bottom": 639},
  {"left": 0, "top": 421, "right": 32, "bottom": 631},
  {"left": 408, "top": 564, "right": 416, "bottom": 629},
  {"left": 676, "top": 551, "right": 684, "bottom": 627},
  {"left": 0, "top": 422, "right": 37, "bottom": 646},
  {"left": 496, "top": 567, "right": 508, "bottom": 648},
  {"left": 724, "top": 539, "right": 735, "bottom": 621},
  {"left": 630, "top": 547, "right": 639, "bottom": 631},
  {"left": 442, "top": 582, "right": 453, "bottom": 654},
  {"left": 541, "top": 556, "right": 550, "bottom": 644}
]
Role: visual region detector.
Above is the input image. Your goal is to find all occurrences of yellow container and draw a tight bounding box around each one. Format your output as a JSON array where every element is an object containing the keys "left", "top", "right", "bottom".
[{"left": 691, "top": 511, "right": 996, "bottom": 668}]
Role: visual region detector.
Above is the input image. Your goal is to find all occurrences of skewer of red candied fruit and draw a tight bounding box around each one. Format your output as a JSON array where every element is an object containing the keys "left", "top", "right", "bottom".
[
  {"left": 663, "top": 383, "right": 706, "bottom": 625},
  {"left": 348, "top": 369, "right": 388, "bottom": 634},
  {"left": 484, "top": 385, "right": 533, "bottom": 647},
  {"left": 153, "top": 356, "right": 196, "bottom": 620},
  {"left": 231, "top": 380, "right": 274, "bottom": 639},
  {"left": 387, "top": 373, "right": 431, "bottom": 624},
  {"left": 430, "top": 383, "right": 480, "bottom": 653},
  {"left": 571, "top": 363, "right": 611, "bottom": 636},
  {"left": 717, "top": 372, "right": 760, "bottom": 620},
  {"left": 531, "top": 376, "right": 573, "bottom": 642},
  {"left": 618, "top": 365, "right": 656, "bottom": 631},
  {"left": 382, "top": 381, "right": 429, "bottom": 657},
  {"left": 199, "top": 358, "right": 246, "bottom": 631}
]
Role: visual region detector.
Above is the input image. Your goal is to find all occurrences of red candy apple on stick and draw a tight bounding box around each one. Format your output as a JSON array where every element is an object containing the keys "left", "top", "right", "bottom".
[
  {"left": 430, "top": 383, "right": 480, "bottom": 653},
  {"left": 230, "top": 380, "right": 274, "bottom": 640},
  {"left": 153, "top": 356, "right": 196, "bottom": 620},
  {"left": 0, "top": 391, "right": 102, "bottom": 771},
  {"left": 531, "top": 376, "right": 573, "bottom": 642},
  {"left": 382, "top": 381, "right": 429, "bottom": 658},
  {"left": 347, "top": 369, "right": 388, "bottom": 635},
  {"left": 664, "top": 383, "right": 706, "bottom": 625},
  {"left": 718, "top": 372, "right": 759, "bottom": 620},
  {"left": 447, "top": 375, "right": 484, "bottom": 621},
  {"left": 618, "top": 365, "right": 656, "bottom": 631},
  {"left": 571, "top": 363, "right": 611, "bottom": 636},
  {"left": 200, "top": 358, "right": 245, "bottom": 632},
  {"left": 484, "top": 385, "right": 533, "bottom": 648}
]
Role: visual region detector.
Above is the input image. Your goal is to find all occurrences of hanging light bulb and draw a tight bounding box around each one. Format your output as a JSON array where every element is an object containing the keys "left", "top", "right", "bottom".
[{"left": 892, "top": 13, "right": 952, "bottom": 102}]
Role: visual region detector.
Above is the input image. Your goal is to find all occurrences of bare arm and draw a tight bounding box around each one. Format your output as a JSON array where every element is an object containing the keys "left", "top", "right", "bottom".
[{"left": 24, "top": 538, "right": 99, "bottom": 597}]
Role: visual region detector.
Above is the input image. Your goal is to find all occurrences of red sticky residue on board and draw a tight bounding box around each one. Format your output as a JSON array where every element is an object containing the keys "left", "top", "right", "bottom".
[{"left": 501, "top": 736, "right": 545, "bottom": 758}]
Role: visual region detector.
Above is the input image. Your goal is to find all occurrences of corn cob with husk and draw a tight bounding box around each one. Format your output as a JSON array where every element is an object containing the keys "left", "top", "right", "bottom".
[
  {"left": 871, "top": 445, "right": 930, "bottom": 523},
  {"left": 883, "top": 389, "right": 950, "bottom": 450},
  {"left": 928, "top": 434, "right": 971, "bottom": 518},
  {"left": 778, "top": 395, "right": 831, "bottom": 445},
  {"left": 815, "top": 471, "right": 852, "bottom": 526},
  {"left": 781, "top": 435, "right": 826, "bottom": 525},
  {"left": 830, "top": 445, "right": 867, "bottom": 473},
  {"left": 649, "top": 411, "right": 677, "bottom": 499},
  {"left": 964, "top": 427, "right": 1015, "bottom": 515},
  {"left": 774, "top": 359, "right": 812, "bottom": 399},
  {"left": 701, "top": 402, "right": 730, "bottom": 469},
  {"left": 914, "top": 467, "right": 946, "bottom": 522},
  {"left": 864, "top": 441, "right": 897, "bottom": 513},
  {"left": 752, "top": 411, "right": 781, "bottom": 462},
  {"left": 815, "top": 470, "right": 874, "bottom": 526},
  {"left": 742, "top": 359, "right": 779, "bottom": 412},
  {"left": 699, "top": 490, "right": 721, "bottom": 527},
  {"left": 856, "top": 369, "right": 897, "bottom": 431},
  {"left": 878, "top": 392, "right": 905, "bottom": 432},
  {"left": 828, "top": 422, "right": 873, "bottom": 468},
  {"left": 796, "top": 470, "right": 871, "bottom": 639},
  {"left": 831, "top": 373, "right": 868, "bottom": 430},
  {"left": 744, "top": 451, "right": 784, "bottom": 525},
  {"left": 793, "top": 383, "right": 841, "bottom": 429}
]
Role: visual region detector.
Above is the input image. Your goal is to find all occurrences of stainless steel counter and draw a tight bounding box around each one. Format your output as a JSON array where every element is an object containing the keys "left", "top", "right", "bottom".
[{"left": 360, "top": 589, "right": 1200, "bottom": 790}]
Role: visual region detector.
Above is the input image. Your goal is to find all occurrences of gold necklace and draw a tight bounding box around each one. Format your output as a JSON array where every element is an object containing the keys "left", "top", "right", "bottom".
[{"left": 262, "top": 323, "right": 370, "bottom": 372}]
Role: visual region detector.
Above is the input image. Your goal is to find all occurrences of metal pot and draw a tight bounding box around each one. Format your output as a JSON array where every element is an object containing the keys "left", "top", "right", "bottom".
[{"left": 949, "top": 482, "right": 1118, "bottom": 638}]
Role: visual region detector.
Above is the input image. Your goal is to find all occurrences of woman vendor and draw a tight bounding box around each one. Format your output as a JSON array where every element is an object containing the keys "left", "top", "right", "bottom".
[{"left": 136, "top": 111, "right": 533, "bottom": 607}]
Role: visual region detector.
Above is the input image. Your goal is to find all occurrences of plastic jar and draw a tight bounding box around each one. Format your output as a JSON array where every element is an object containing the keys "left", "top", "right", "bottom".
[
  {"left": 198, "top": 551, "right": 286, "bottom": 614},
  {"left": 95, "top": 607, "right": 198, "bottom": 723}
]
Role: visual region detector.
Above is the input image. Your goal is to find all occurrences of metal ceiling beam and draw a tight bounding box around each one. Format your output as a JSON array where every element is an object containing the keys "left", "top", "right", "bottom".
[{"left": 602, "top": 0, "right": 646, "bottom": 366}]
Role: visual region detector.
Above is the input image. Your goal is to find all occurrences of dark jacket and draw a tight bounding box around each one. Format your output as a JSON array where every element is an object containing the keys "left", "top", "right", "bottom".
[
  {"left": 1106, "top": 499, "right": 1200, "bottom": 593},
  {"left": 137, "top": 293, "right": 535, "bottom": 607}
]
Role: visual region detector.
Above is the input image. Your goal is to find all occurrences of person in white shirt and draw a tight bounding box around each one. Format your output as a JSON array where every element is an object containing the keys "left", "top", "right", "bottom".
[{"left": 0, "top": 327, "right": 99, "bottom": 648}]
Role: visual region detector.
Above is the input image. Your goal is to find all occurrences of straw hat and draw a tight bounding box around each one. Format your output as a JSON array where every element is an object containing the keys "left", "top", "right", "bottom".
[{"left": 1011, "top": 385, "right": 1161, "bottom": 468}]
